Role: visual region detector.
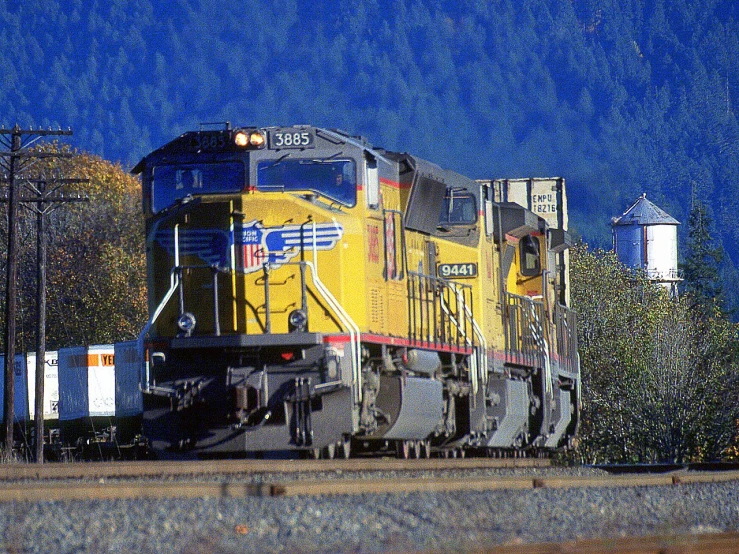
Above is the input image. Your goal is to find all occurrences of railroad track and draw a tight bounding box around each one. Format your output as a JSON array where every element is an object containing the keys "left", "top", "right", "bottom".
[
  {"left": 2, "top": 460, "right": 738, "bottom": 553},
  {"left": 1, "top": 459, "right": 739, "bottom": 502},
  {"left": 0, "top": 456, "right": 548, "bottom": 481},
  {"left": 3, "top": 469, "right": 739, "bottom": 502}
]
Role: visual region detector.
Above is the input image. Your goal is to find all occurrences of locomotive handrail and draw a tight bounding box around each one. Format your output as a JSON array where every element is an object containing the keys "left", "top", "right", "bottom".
[
  {"left": 245, "top": 255, "right": 360, "bottom": 399},
  {"left": 307, "top": 221, "right": 362, "bottom": 403},
  {"left": 434, "top": 282, "right": 486, "bottom": 400},
  {"left": 435, "top": 282, "right": 477, "bottom": 401},
  {"left": 407, "top": 270, "right": 476, "bottom": 349},
  {"left": 504, "top": 292, "right": 546, "bottom": 369},
  {"left": 526, "top": 299, "right": 552, "bottom": 405},
  {"left": 554, "top": 303, "right": 579, "bottom": 378},
  {"left": 457, "top": 289, "right": 488, "bottom": 390},
  {"left": 139, "top": 224, "right": 184, "bottom": 396}
]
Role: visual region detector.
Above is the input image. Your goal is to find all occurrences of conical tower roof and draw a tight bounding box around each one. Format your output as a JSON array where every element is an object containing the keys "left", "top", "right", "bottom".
[{"left": 611, "top": 193, "right": 680, "bottom": 226}]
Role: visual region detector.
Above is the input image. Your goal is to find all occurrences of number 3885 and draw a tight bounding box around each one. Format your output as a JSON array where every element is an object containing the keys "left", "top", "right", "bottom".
[{"left": 271, "top": 131, "right": 314, "bottom": 148}]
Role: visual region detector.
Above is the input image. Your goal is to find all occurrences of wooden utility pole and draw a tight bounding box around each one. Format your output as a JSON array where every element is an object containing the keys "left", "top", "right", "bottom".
[
  {"left": 22, "top": 178, "right": 87, "bottom": 463},
  {"left": 1, "top": 127, "right": 23, "bottom": 453},
  {"left": 0, "top": 126, "right": 74, "bottom": 455}
]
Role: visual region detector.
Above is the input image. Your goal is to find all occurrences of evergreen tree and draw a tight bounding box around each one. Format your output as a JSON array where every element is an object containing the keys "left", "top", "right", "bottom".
[{"left": 681, "top": 198, "right": 725, "bottom": 313}]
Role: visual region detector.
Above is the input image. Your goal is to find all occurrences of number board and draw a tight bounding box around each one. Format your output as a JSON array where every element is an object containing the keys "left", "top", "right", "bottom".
[
  {"left": 190, "top": 132, "right": 229, "bottom": 151},
  {"left": 438, "top": 263, "right": 478, "bottom": 279},
  {"left": 269, "top": 129, "right": 315, "bottom": 149}
]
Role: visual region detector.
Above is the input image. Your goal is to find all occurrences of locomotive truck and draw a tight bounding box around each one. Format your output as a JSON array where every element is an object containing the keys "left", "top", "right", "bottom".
[{"left": 133, "top": 124, "right": 579, "bottom": 458}]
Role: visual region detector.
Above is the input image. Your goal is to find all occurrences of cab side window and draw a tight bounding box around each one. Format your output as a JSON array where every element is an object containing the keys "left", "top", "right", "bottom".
[
  {"left": 520, "top": 236, "right": 540, "bottom": 276},
  {"left": 439, "top": 188, "right": 477, "bottom": 226}
]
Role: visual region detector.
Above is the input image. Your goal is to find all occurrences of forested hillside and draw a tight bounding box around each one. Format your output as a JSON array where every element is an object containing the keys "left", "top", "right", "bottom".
[{"left": 2, "top": 0, "right": 739, "bottom": 304}]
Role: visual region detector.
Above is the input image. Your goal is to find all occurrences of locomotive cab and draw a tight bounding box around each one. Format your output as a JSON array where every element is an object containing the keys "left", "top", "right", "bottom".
[{"left": 135, "top": 125, "right": 395, "bottom": 455}]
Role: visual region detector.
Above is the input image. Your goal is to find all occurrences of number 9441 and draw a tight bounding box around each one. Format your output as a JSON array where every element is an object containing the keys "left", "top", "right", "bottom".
[{"left": 438, "top": 263, "right": 477, "bottom": 278}]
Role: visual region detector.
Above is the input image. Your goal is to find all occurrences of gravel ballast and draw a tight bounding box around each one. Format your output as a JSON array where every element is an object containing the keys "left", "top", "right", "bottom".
[{"left": 1, "top": 479, "right": 738, "bottom": 553}]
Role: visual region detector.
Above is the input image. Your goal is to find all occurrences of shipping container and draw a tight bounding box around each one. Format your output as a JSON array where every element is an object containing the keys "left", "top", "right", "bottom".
[
  {"left": 479, "top": 177, "right": 571, "bottom": 306},
  {"left": 487, "top": 177, "right": 567, "bottom": 231},
  {"left": 58, "top": 345, "right": 116, "bottom": 421}
]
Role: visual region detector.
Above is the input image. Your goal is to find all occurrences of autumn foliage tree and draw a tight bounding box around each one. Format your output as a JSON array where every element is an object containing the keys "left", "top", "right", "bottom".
[
  {"left": 570, "top": 245, "right": 665, "bottom": 462},
  {"left": 0, "top": 144, "right": 146, "bottom": 351},
  {"left": 571, "top": 244, "right": 739, "bottom": 463}
]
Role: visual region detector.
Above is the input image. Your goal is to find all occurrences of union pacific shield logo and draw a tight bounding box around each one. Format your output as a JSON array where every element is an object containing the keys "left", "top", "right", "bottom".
[
  {"left": 236, "top": 220, "right": 344, "bottom": 274},
  {"left": 154, "top": 220, "right": 344, "bottom": 274},
  {"left": 154, "top": 228, "right": 231, "bottom": 268}
]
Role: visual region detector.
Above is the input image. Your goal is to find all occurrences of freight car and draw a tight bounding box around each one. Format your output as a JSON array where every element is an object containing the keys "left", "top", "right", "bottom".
[
  {"left": 0, "top": 351, "right": 59, "bottom": 455},
  {"left": 133, "top": 124, "right": 580, "bottom": 458},
  {"left": 1, "top": 344, "right": 145, "bottom": 460},
  {"left": 57, "top": 342, "right": 145, "bottom": 459}
]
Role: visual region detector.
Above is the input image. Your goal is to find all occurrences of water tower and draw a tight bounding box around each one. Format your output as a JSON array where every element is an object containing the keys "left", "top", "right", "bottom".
[{"left": 611, "top": 194, "right": 681, "bottom": 295}]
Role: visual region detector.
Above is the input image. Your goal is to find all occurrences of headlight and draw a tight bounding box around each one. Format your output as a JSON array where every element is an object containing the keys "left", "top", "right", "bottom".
[
  {"left": 233, "top": 129, "right": 266, "bottom": 148},
  {"left": 177, "top": 312, "right": 197, "bottom": 335},
  {"left": 233, "top": 130, "right": 249, "bottom": 147},
  {"left": 248, "top": 131, "right": 266, "bottom": 147},
  {"left": 288, "top": 309, "right": 308, "bottom": 331}
]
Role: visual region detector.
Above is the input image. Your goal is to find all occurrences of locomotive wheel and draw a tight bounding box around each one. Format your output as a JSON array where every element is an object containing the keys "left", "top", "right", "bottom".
[
  {"left": 412, "top": 441, "right": 421, "bottom": 459},
  {"left": 325, "top": 443, "right": 336, "bottom": 460},
  {"left": 422, "top": 440, "right": 431, "bottom": 459},
  {"left": 339, "top": 438, "right": 351, "bottom": 459},
  {"left": 397, "top": 441, "right": 411, "bottom": 459}
]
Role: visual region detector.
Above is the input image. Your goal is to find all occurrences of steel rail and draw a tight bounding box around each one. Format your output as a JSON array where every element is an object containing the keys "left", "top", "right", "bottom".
[
  {"left": 0, "top": 466, "right": 738, "bottom": 502},
  {"left": 0, "top": 457, "right": 551, "bottom": 481},
  {"left": 489, "top": 532, "right": 739, "bottom": 554},
  {"left": 267, "top": 469, "right": 739, "bottom": 497}
]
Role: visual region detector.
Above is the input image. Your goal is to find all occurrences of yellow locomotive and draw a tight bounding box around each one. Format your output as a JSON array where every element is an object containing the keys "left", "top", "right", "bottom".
[{"left": 133, "top": 125, "right": 579, "bottom": 458}]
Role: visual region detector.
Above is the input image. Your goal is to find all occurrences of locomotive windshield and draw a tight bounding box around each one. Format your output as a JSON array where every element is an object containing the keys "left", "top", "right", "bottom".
[
  {"left": 439, "top": 188, "right": 477, "bottom": 226},
  {"left": 151, "top": 162, "right": 245, "bottom": 213},
  {"left": 257, "top": 158, "right": 356, "bottom": 207}
]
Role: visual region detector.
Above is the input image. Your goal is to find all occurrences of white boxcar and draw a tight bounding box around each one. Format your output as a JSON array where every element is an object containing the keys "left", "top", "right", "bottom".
[{"left": 58, "top": 345, "right": 116, "bottom": 421}]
